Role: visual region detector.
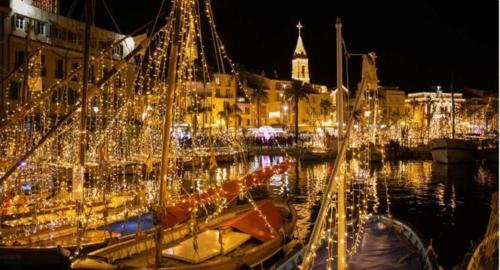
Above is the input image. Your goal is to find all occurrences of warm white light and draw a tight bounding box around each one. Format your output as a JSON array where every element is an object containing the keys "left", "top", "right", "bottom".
[{"left": 269, "top": 111, "right": 280, "bottom": 118}]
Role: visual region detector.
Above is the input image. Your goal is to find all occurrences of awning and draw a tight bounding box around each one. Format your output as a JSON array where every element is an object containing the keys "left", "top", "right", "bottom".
[
  {"left": 160, "top": 161, "right": 290, "bottom": 229},
  {"left": 220, "top": 200, "right": 283, "bottom": 242}
]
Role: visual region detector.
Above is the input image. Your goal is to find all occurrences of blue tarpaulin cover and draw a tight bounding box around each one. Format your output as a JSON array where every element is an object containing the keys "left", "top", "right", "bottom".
[
  {"left": 98, "top": 213, "right": 154, "bottom": 236},
  {"left": 313, "top": 220, "right": 422, "bottom": 270}
]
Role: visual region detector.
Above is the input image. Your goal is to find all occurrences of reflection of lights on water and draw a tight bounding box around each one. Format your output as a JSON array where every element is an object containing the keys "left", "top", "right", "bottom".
[
  {"left": 450, "top": 184, "right": 456, "bottom": 210},
  {"left": 435, "top": 183, "right": 446, "bottom": 207}
]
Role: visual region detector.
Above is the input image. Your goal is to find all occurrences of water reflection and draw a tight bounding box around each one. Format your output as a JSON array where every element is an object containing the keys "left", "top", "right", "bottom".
[
  {"left": 183, "top": 156, "right": 497, "bottom": 269},
  {"left": 376, "top": 161, "right": 497, "bottom": 269}
]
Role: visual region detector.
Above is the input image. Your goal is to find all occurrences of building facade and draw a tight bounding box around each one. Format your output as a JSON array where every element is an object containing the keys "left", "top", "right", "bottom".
[
  {"left": 239, "top": 22, "right": 333, "bottom": 134},
  {"left": 0, "top": 0, "right": 137, "bottom": 116},
  {"left": 405, "top": 89, "right": 466, "bottom": 142}
]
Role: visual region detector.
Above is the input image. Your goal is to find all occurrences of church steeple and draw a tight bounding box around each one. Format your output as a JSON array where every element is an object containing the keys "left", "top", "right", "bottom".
[{"left": 292, "top": 21, "right": 310, "bottom": 83}]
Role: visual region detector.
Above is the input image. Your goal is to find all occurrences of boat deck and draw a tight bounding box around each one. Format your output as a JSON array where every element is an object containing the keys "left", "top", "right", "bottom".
[{"left": 113, "top": 238, "right": 261, "bottom": 268}]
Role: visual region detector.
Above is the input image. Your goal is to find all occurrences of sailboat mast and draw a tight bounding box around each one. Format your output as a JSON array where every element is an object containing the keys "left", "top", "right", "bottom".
[
  {"left": 335, "top": 17, "right": 347, "bottom": 270},
  {"left": 21, "top": 21, "right": 31, "bottom": 103},
  {"left": 155, "top": 0, "right": 183, "bottom": 266},
  {"left": 451, "top": 71, "right": 455, "bottom": 139},
  {"left": 336, "top": 18, "right": 344, "bottom": 152},
  {"left": 75, "top": 0, "right": 93, "bottom": 251}
]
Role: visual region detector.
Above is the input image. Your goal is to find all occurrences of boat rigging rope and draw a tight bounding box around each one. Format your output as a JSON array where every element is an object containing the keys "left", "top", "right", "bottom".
[{"left": 101, "top": 0, "right": 122, "bottom": 34}]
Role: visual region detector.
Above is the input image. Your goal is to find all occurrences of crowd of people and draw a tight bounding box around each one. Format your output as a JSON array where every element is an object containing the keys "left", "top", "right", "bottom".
[{"left": 244, "top": 133, "right": 338, "bottom": 148}]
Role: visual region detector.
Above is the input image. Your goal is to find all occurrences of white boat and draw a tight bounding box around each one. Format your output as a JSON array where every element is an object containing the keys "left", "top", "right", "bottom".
[{"left": 429, "top": 138, "right": 474, "bottom": 164}]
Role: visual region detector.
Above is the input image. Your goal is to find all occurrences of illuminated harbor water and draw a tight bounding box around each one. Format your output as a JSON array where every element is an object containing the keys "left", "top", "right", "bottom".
[{"left": 200, "top": 156, "right": 498, "bottom": 269}]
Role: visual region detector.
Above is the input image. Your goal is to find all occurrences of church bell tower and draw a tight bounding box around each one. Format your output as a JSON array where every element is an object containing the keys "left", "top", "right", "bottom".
[{"left": 291, "top": 21, "right": 310, "bottom": 83}]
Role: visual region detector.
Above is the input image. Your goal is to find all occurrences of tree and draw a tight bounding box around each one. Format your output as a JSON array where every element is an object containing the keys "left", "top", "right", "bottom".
[
  {"left": 408, "top": 97, "right": 419, "bottom": 118},
  {"left": 218, "top": 103, "right": 242, "bottom": 133},
  {"left": 250, "top": 77, "right": 268, "bottom": 128},
  {"left": 320, "top": 98, "right": 333, "bottom": 134},
  {"left": 484, "top": 97, "right": 499, "bottom": 134},
  {"left": 187, "top": 102, "right": 211, "bottom": 135},
  {"left": 320, "top": 99, "right": 333, "bottom": 123},
  {"left": 284, "top": 80, "right": 314, "bottom": 144},
  {"left": 423, "top": 96, "right": 437, "bottom": 140}
]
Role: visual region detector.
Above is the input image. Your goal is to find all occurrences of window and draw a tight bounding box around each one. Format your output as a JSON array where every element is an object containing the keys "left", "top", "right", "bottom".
[
  {"left": 51, "top": 87, "right": 62, "bottom": 102},
  {"left": 112, "top": 45, "right": 123, "bottom": 56},
  {"left": 245, "top": 108, "right": 250, "bottom": 114},
  {"left": 216, "top": 88, "right": 221, "bottom": 97},
  {"left": 67, "top": 88, "right": 78, "bottom": 105},
  {"left": 41, "top": 55, "right": 46, "bottom": 77},
  {"left": 67, "top": 31, "right": 74, "bottom": 42},
  {"left": 58, "top": 29, "right": 66, "bottom": 40},
  {"left": 88, "top": 65, "right": 95, "bottom": 83},
  {"left": 15, "top": 51, "right": 25, "bottom": 68},
  {"left": 247, "top": 119, "right": 250, "bottom": 126},
  {"left": 71, "top": 63, "right": 79, "bottom": 81},
  {"left": 50, "top": 25, "right": 58, "bottom": 38},
  {"left": 35, "top": 21, "right": 46, "bottom": 36},
  {"left": 15, "top": 16, "right": 25, "bottom": 31},
  {"left": 55, "top": 59, "right": 64, "bottom": 79},
  {"left": 99, "top": 41, "right": 112, "bottom": 50},
  {"left": 9, "top": 81, "right": 20, "bottom": 100},
  {"left": 215, "top": 77, "right": 220, "bottom": 85}
]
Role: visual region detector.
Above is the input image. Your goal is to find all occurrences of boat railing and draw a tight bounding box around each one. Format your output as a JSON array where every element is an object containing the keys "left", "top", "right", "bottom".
[{"left": 274, "top": 245, "right": 305, "bottom": 270}]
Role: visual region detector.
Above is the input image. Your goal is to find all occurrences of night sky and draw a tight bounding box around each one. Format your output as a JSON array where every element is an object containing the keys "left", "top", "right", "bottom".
[{"left": 61, "top": 0, "right": 498, "bottom": 92}]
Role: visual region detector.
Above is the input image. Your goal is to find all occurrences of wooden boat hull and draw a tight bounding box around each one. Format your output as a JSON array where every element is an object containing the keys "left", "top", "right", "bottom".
[
  {"left": 72, "top": 200, "right": 297, "bottom": 270},
  {"left": 0, "top": 212, "right": 156, "bottom": 269},
  {"left": 430, "top": 138, "right": 474, "bottom": 164}
]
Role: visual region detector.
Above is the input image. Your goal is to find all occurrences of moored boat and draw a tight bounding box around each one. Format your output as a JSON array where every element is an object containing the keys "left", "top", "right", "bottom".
[
  {"left": 276, "top": 215, "right": 439, "bottom": 270},
  {"left": 72, "top": 199, "right": 297, "bottom": 270},
  {"left": 429, "top": 138, "right": 474, "bottom": 164}
]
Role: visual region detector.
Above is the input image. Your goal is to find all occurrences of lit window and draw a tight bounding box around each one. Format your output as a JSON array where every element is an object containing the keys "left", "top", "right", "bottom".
[
  {"left": 269, "top": 111, "right": 280, "bottom": 118},
  {"left": 15, "top": 51, "right": 25, "bottom": 68},
  {"left": 215, "top": 77, "right": 220, "bottom": 85}
]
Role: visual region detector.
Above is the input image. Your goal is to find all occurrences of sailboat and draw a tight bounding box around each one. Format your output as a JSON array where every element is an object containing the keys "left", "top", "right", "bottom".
[
  {"left": 70, "top": 0, "right": 298, "bottom": 269},
  {"left": 0, "top": 1, "right": 157, "bottom": 268},
  {"left": 276, "top": 19, "right": 439, "bottom": 270},
  {"left": 430, "top": 74, "right": 474, "bottom": 164}
]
